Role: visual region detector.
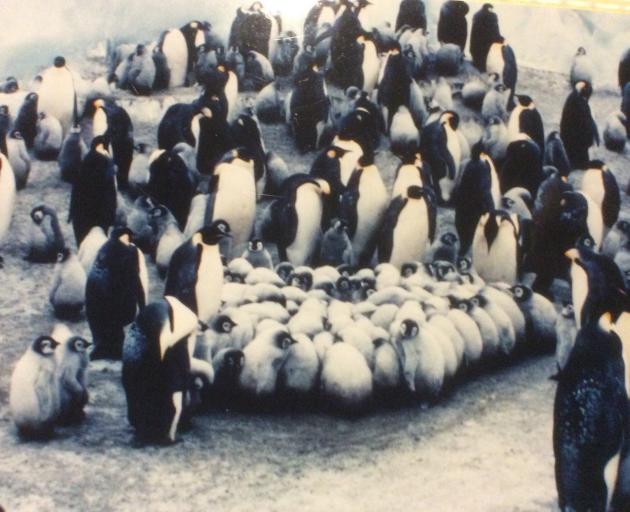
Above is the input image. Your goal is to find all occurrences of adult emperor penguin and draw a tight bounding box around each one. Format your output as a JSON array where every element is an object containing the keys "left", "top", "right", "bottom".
[
  {"left": 205, "top": 148, "right": 257, "bottom": 259},
  {"left": 544, "top": 131, "right": 572, "bottom": 179},
  {"left": 470, "top": 4, "right": 501, "bottom": 71},
  {"left": 454, "top": 145, "right": 501, "bottom": 257},
  {"left": 395, "top": 0, "right": 427, "bottom": 32},
  {"left": 420, "top": 111, "right": 461, "bottom": 205},
  {"left": 378, "top": 185, "right": 436, "bottom": 268},
  {"left": 339, "top": 151, "right": 389, "bottom": 266},
  {"left": 391, "top": 151, "right": 431, "bottom": 198},
  {"left": 165, "top": 220, "right": 231, "bottom": 327},
  {"left": 304, "top": 1, "right": 337, "bottom": 48},
  {"left": 69, "top": 136, "right": 117, "bottom": 245},
  {"left": 14, "top": 92, "right": 38, "bottom": 149},
  {"left": 507, "top": 95, "right": 544, "bottom": 153},
  {"left": 36, "top": 56, "right": 75, "bottom": 136},
  {"left": 9, "top": 336, "right": 60, "bottom": 438},
  {"left": 159, "top": 22, "right": 207, "bottom": 88},
  {"left": 123, "top": 296, "right": 200, "bottom": 444},
  {"left": 554, "top": 313, "right": 628, "bottom": 512},
  {"left": 486, "top": 37, "right": 517, "bottom": 109},
  {"left": 472, "top": 210, "right": 521, "bottom": 284},
  {"left": 377, "top": 45, "right": 412, "bottom": 132},
  {"left": 328, "top": 2, "right": 363, "bottom": 91},
  {"left": 560, "top": 81, "right": 599, "bottom": 169},
  {"left": 261, "top": 174, "right": 331, "bottom": 266},
  {"left": 438, "top": 1, "right": 469, "bottom": 52},
  {"left": 500, "top": 134, "right": 544, "bottom": 198},
  {"left": 86, "top": 227, "right": 148, "bottom": 360},
  {"left": 0, "top": 151, "right": 16, "bottom": 265},
  {"left": 577, "top": 160, "right": 621, "bottom": 239},
  {"left": 289, "top": 57, "right": 330, "bottom": 153}
]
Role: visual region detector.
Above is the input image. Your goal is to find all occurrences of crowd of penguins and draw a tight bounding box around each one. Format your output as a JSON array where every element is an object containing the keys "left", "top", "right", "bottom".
[{"left": 2, "top": 0, "right": 630, "bottom": 507}]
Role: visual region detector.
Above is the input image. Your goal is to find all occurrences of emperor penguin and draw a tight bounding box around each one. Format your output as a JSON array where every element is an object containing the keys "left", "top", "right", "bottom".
[
  {"left": 49, "top": 248, "right": 87, "bottom": 320},
  {"left": 378, "top": 185, "right": 436, "bottom": 268},
  {"left": 510, "top": 284, "right": 557, "bottom": 350},
  {"left": 86, "top": 227, "right": 148, "bottom": 360},
  {"left": 377, "top": 46, "right": 412, "bottom": 132},
  {"left": 485, "top": 37, "right": 517, "bottom": 109},
  {"left": 507, "top": 95, "right": 545, "bottom": 152},
  {"left": 438, "top": 0, "right": 469, "bottom": 51},
  {"left": 77, "top": 226, "right": 107, "bottom": 274},
  {"left": 481, "top": 83, "right": 509, "bottom": 122},
  {"left": 420, "top": 111, "right": 461, "bottom": 205},
  {"left": 338, "top": 151, "right": 389, "bottom": 266},
  {"left": 454, "top": 145, "right": 501, "bottom": 257},
  {"left": 500, "top": 134, "right": 544, "bottom": 198},
  {"left": 204, "top": 148, "right": 257, "bottom": 259},
  {"left": 555, "top": 303, "right": 578, "bottom": 372},
  {"left": 69, "top": 136, "right": 117, "bottom": 245},
  {"left": 391, "top": 152, "right": 430, "bottom": 198},
  {"left": 15, "top": 92, "right": 38, "bottom": 149},
  {"left": 318, "top": 219, "right": 355, "bottom": 267},
  {"left": 36, "top": 56, "right": 75, "bottom": 135},
  {"left": 27, "top": 205, "right": 65, "bottom": 263},
  {"left": 9, "top": 336, "right": 60, "bottom": 438},
  {"left": 0, "top": 152, "right": 16, "bottom": 264},
  {"left": 122, "top": 296, "right": 200, "bottom": 444},
  {"left": 261, "top": 174, "right": 331, "bottom": 266},
  {"left": 577, "top": 161, "right": 621, "bottom": 239},
  {"left": 569, "top": 47, "right": 594, "bottom": 87},
  {"left": 554, "top": 313, "right": 628, "bottom": 512},
  {"left": 159, "top": 22, "right": 205, "bottom": 88},
  {"left": 55, "top": 335, "right": 91, "bottom": 424},
  {"left": 390, "top": 105, "right": 419, "bottom": 156},
  {"left": 165, "top": 221, "right": 231, "bottom": 325},
  {"left": 470, "top": 3, "right": 501, "bottom": 71},
  {"left": 471, "top": 210, "right": 520, "bottom": 285},
  {"left": 483, "top": 116, "right": 509, "bottom": 164},
  {"left": 560, "top": 81, "right": 599, "bottom": 169},
  {"left": 544, "top": 131, "right": 572, "bottom": 179}
]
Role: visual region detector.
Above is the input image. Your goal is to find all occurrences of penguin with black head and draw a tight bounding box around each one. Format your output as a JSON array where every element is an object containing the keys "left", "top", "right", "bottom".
[
  {"left": 69, "top": 136, "right": 117, "bottom": 246},
  {"left": 420, "top": 111, "right": 461, "bottom": 205},
  {"left": 438, "top": 1, "right": 469, "bottom": 52},
  {"left": 395, "top": 0, "right": 427, "bottom": 32},
  {"left": 578, "top": 160, "right": 620, "bottom": 239},
  {"left": 560, "top": 81, "right": 599, "bottom": 170},
  {"left": 619, "top": 47, "right": 630, "bottom": 93},
  {"left": 86, "top": 227, "right": 148, "bottom": 360},
  {"left": 500, "top": 134, "right": 544, "bottom": 198},
  {"left": 328, "top": 2, "right": 364, "bottom": 91},
  {"left": 157, "top": 102, "right": 198, "bottom": 151},
  {"left": 228, "top": 2, "right": 278, "bottom": 60},
  {"left": 544, "top": 131, "right": 572, "bottom": 179},
  {"left": 377, "top": 44, "right": 412, "bottom": 132},
  {"left": 508, "top": 95, "right": 544, "bottom": 153},
  {"left": 14, "top": 93, "right": 38, "bottom": 149},
  {"left": 27, "top": 205, "right": 65, "bottom": 263},
  {"left": 230, "top": 115, "right": 268, "bottom": 195},
  {"left": 454, "top": 144, "right": 501, "bottom": 257},
  {"left": 123, "top": 296, "right": 199, "bottom": 444},
  {"left": 470, "top": 4, "right": 501, "bottom": 71},
  {"left": 486, "top": 37, "right": 517, "bottom": 109},
  {"left": 165, "top": 220, "right": 231, "bottom": 327},
  {"left": 309, "top": 145, "right": 351, "bottom": 217},
  {"left": 195, "top": 101, "right": 235, "bottom": 175}
]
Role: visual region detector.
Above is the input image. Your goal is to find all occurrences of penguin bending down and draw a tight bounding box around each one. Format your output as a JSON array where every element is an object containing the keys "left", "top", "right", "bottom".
[
  {"left": 123, "top": 296, "right": 200, "bottom": 444},
  {"left": 378, "top": 185, "right": 436, "bottom": 268},
  {"left": 560, "top": 81, "right": 599, "bottom": 170},
  {"left": 261, "top": 174, "right": 331, "bottom": 266},
  {"left": 27, "top": 205, "right": 65, "bottom": 263},
  {"left": 9, "top": 336, "right": 60, "bottom": 438},
  {"left": 86, "top": 227, "right": 148, "bottom": 360},
  {"left": 165, "top": 220, "right": 231, "bottom": 327},
  {"left": 554, "top": 313, "right": 629, "bottom": 512}
]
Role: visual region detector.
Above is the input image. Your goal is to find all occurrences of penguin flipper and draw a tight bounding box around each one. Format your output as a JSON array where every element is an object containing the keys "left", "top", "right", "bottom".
[
  {"left": 520, "top": 109, "right": 545, "bottom": 151},
  {"left": 425, "top": 189, "right": 437, "bottom": 244},
  {"left": 378, "top": 196, "right": 407, "bottom": 263}
]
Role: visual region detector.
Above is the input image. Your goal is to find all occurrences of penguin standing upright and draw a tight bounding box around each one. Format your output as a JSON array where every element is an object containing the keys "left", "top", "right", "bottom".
[
  {"left": 500, "top": 134, "right": 544, "bottom": 198},
  {"left": 578, "top": 161, "right": 621, "bottom": 239},
  {"left": 395, "top": 0, "right": 427, "bottom": 32},
  {"left": 33, "top": 112, "right": 63, "bottom": 160},
  {"left": 454, "top": 145, "right": 501, "bottom": 257},
  {"left": 420, "top": 111, "right": 461, "bottom": 205},
  {"left": 486, "top": 37, "right": 517, "bottom": 109},
  {"left": 69, "top": 136, "right": 117, "bottom": 245},
  {"left": 318, "top": 219, "right": 355, "bottom": 267},
  {"left": 49, "top": 248, "right": 87, "bottom": 320},
  {"left": 242, "top": 239, "right": 273, "bottom": 269},
  {"left": 123, "top": 296, "right": 199, "bottom": 444},
  {"left": 544, "top": 131, "right": 572, "bottom": 178},
  {"left": 205, "top": 148, "right": 257, "bottom": 259},
  {"left": 507, "top": 95, "right": 544, "bottom": 152},
  {"left": 55, "top": 335, "right": 91, "bottom": 424},
  {"left": 160, "top": 23, "right": 204, "bottom": 88},
  {"left": 194, "top": 99, "right": 234, "bottom": 174},
  {"left": 9, "top": 336, "right": 60, "bottom": 438},
  {"left": 328, "top": 3, "right": 363, "bottom": 90},
  {"left": 14, "top": 92, "right": 38, "bottom": 149},
  {"left": 377, "top": 46, "right": 412, "bottom": 132},
  {"left": 339, "top": 151, "right": 389, "bottom": 266},
  {"left": 554, "top": 314, "right": 629, "bottom": 512},
  {"left": 0, "top": 152, "right": 17, "bottom": 264},
  {"left": 261, "top": 174, "right": 331, "bottom": 266},
  {"left": 391, "top": 152, "right": 430, "bottom": 198},
  {"left": 289, "top": 59, "right": 330, "bottom": 153},
  {"left": 165, "top": 221, "right": 231, "bottom": 326},
  {"left": 378, "top": 186, "right": 436, "bottom": 268},
  {"left": 438, "top": 1, "right": 469, "bottom": 52},
  {"left": 36, "top": 56, "right": 75, "bottom": 135},
  {"left": 570, "top": 47, "right": 594, "bottom": 87},
  {"left": 560, "top": 81, "right": 599, "bottom": 169},
  {"left": 58, "top": 123, "right": 86, "bottom": 184},
  {"left": 470, "top": 4, "right": 501, "bottom": 71},
  {"left": 86, "top": 228, "right": 148, "bottom": 360}
]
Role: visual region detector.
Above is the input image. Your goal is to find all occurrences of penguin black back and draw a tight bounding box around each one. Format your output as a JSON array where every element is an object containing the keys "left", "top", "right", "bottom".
[
  {"left": 437, "top": 1, "right": 469, "bottom": 52},
  {"left": 560, "top": 81, "right": 599, "bottom": 170},
  {"left": 470, "top": 4, "right": 501, "bottom": 71},
  {"left": 395, "top": 0, "right": 427, "bottom": 32}
]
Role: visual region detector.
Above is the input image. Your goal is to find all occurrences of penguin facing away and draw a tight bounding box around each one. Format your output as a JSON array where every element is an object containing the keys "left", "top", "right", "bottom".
[{"left": 560, "top": 81, "right": 599, "bottom": 170}]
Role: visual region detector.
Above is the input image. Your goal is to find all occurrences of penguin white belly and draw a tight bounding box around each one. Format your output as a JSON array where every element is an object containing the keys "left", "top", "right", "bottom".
[
  {"left": 162, "top": 29, "right": 188, "bottom": 88},
  {"left": 392, "top": 165, "right": 424, "bottom": 198},
  {"left": 318, "top": 6, "right": 336, "bottom": 26},
  {"left": 194, "top": 245, "right": 223, "bottom": 324},
  {"left": 389, "top": 200, "right": 429, "bottom": 268},
  {"left": 490, "top": 165, "right": 502, "bottom": 208},
  {"left": 507, "top": 106, "right": 524, "bottom": 141},
  {"left": 287, "top": 188, "right": 322, "bottom": 266},
  {"left": 570, "top": 262, "right": 588, "bottom": 329},
  {"left": 225, "top": 72, "right": 239, "bottom": 123},
  {"left": 353, "top": 168, "right": 388, "bottom": 257},
  {"left": 415, "top": 329, "right": 446, "bottom": 394},
  {"left": 136, "top": 246, "right": 149, "bottom": 305},
  {"left": 612, "top": 313, "right": 630, "bottom": 398},
  {"left": 0, "top": 154, "right": 16, "bottom": 244},
  {"left": 93, "top": 108, "right": 108, "bottom": 138},
  {"left": 483, "top": 226, "right": 518, "bottom": 284},
  {"left": 580, "top": 170, "right": 605, "bottom": 208},
  {"left": 486, "top": 44, "right": 505, "bottom": 77},
  {"left": 582, "top": 192, "right": 604, "bottom": 248},
  {"left": 332, "top": 137, "right": 363, "bottom": 186},
  {"left": 212, "top": 166, "right": 256, "bottom": 257},
  {"left": 441, "top": 126, "right": 461, "bottom": 202},
  {"left": 38, "top": 67, "right": 75, "bottom": 135},
  {"left": 361, "top": 41, "right": 380, "bottom": 94}
]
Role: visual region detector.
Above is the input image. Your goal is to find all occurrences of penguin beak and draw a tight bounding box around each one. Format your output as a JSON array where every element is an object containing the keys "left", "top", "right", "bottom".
[{"left": 564, "top": 248, "right": 579, "bottom": 261}]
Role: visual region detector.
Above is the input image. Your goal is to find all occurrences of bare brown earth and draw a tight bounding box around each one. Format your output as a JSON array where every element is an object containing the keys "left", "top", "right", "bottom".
[{"left": 0, "top": 63, "right": 628, "bottom": 511}]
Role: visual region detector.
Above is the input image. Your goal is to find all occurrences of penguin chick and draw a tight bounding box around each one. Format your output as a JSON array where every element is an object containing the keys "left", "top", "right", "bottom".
[
  {"left": 239, "top": 327, "right": 297, "bottom": 397},
  {"left": 49, "top": 248, "right": 87, "bottom": 320},
  {"left": 277, "top": 333, "right": 320, "bottom": 396},
  {"left": 9, "top": 336, "right": 60, "bottom": 438},
  {"left": 27, "top": 205, "right": 65, "bottom": 263},
  {"left": 555, "top": 303, "right": 578, "bottom": 372},
  {"left": 481, "top": 83, "right": 508, "bottom": 121},
  {"left": 319, "top": 219, "right": 355, "bottom": 267},
  {"left": 33, "top": 112, "right": 63, "bottom": 160},
  {"left": 150, "top": 206, "right": 185, "bottom": 278},
  {"left": 569, "top": 47, "right": 594, "bottom": 87},
  {"left": 511, "top": 284, "right": 557, "bottom": 351},
  {"left": 501, "top": 187, "right": 533, "bottom": 220},
  {"left": 427, "top": 232, "right": 459, "bottom": 264},
  {"left": 211, "top": 348, "right": 245, "bottom": 407},
  {"left": 55, "top": 335, "right": 91, "bottom": 424},
  {"left": 128, "top": 142, "right": 151, "bottom": 191},
  {"left": 7, "top": 130, "right": 31, "bottom": 189},
  {"left": 245, "top": 267, "right": 285, "bottom": 286},
  {"left": 242, "top": 239, "right": 273, "bottom": 269},
  {"left": 320, "top": 341, "right": 373, "bottom": 413},
  {"left": 373, "top": 338, "right": 403, "bottom": 393},
  {"left": 603, "top": 111, "right": 627, "bottom": 153}
]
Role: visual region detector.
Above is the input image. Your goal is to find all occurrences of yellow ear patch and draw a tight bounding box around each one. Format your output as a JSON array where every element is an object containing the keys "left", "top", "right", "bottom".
[{"left": 327, "top": 149, "right": 336, "bottom": 158}]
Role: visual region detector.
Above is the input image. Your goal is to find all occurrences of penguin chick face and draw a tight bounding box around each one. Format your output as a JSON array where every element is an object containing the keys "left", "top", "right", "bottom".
[
  {"left": 434, "top": 261, "right": 457, "bottom": 282},
  {"left": 68, "top": 336, "right": 92, "bottom": 354},
  {"left": 30, "top": 205, "right": 55, "bottom": 225},
  {"left": 272, "top": 330, "right": 297, "bottom": 350},
  {"left": 511, "top": 284, "right": 533, "bottom": 303},
  {"left": 576, "top": 47, "right": 586, "bottom": 56},
  {"left": 401, "top": 262, "right": 419, "bottom": 278},
  {"left": 290, "top": 270, "right": 314, "bottom": 291},
  {"left": 56, "top": 248, "right": 71, "bottom": 263},
  {"left": 399, "top": 319, "right": 419, "bottom": 339},
  {"left": 561, "top": 303, "right": 575, "bottom": 320},
  {"left": 197, "top": 220, "right": 231, "bottom": 246},
  {"left": 213, "top": 314, "right": 237, "bottom": 334},
  {"left": 32, "top": 336, "right": 59, "bottom": 356},
  {"left": 275, "top": 262, "right": 294, "bottom": 283},
  {"left": 248, "top": 239, "right": 264, "bottom": 252}
]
